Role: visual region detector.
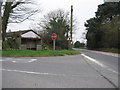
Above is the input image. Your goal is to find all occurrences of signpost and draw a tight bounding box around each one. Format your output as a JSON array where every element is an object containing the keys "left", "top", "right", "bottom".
[
  {"left": 52, "top": 33, "right": 57, "bottom": 50},
  {"left": 67, "top": 37, "right": 72, "bottom": 50}
]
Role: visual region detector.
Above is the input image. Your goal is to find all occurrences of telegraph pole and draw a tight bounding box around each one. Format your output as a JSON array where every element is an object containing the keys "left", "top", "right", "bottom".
[
  {"left": 70, "top": 5, "right": 73, "bottom": 42},
  {"left": 0, "top": 2, "right": 2, "bottom": 50},
  {"left": 70, "top": 5, "right": 73, "bottom": 49},
  {"left": 67, "top": 5, "right": 73, "bottom": 50}
]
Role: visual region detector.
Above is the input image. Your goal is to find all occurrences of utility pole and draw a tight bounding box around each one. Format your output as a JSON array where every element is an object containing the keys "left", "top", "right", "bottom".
[
  {"left": 0, "top": 2, "right": 2, "bottom": 50},
  {"left": 67, "top": 5, "right": 73, "bottom": 50},
  {"left": 69, "top": 5, "right": 73, "bottom": 50},
  {"left": 70, "top": 5, "right": 73, "bottom": 42}
]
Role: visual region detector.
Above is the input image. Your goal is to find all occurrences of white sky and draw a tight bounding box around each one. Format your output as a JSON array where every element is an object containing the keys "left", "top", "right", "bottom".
[{"left": 7, "top": 0, "right": 104, "bottom": 42}]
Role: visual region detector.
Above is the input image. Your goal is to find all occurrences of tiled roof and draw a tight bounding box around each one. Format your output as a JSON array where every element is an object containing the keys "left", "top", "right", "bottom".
[{"left": 6, "top": 30, "right": 41, "bottom": 38}]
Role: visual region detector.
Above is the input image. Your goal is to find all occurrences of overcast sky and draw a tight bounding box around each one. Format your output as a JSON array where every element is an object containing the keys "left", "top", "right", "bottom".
[{"left": 8, "top": 0, "right": 104, "bottom": 42}]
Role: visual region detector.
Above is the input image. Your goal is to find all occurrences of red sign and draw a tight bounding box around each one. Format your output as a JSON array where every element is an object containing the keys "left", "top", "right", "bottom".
[
  {"left": 67, "top": 37, "right": 72, "bottom": 41},
  {"left": 52, "top": 33, "right": 57, "bottom": 40}
]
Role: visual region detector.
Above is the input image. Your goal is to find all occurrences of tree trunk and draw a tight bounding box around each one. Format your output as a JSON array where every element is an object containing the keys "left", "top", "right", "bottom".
[
  {"left": 2, "top": 2, "right": 12, "bottom": 41},
  {"left": 0, "top": 2, "right": 2, "bottom": 40}
]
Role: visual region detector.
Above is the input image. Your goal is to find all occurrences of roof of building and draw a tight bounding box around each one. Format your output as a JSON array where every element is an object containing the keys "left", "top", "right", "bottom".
[{"left": 7, "top": 30, "right": 42, "bottom": 39}]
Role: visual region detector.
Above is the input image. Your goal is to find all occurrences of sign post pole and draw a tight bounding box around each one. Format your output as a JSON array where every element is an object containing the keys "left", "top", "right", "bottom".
[
  {"left": 51, "top": 33, "right": 57, "bottom": 51},
  {"left": 53, "top": 39, "right": 55, "bottom": 51}
]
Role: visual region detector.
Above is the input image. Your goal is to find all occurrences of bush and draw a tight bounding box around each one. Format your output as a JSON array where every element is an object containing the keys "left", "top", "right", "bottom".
[
  {"left": 2, "top": 41, "right": 10, "bottom": 49},
  {"left": 2, "top": 39, "right": 19, "bottom": 50},
  {"left": 74, "top": 41, "right": 85, "bottom": 48},
  {"left": 9, "top": 39, "right": 19, "bottom": 49}
]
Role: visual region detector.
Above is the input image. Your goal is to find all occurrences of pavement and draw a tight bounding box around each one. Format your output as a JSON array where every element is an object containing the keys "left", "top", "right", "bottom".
[{"left": 1, "top": 49, "right": 119, "bottom": 88}]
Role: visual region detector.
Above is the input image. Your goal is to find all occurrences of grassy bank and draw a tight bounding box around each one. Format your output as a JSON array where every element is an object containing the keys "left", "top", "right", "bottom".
[
  {"left": 2, "top": 50, "right": 80, "bottom": 56},
  {"left": 95, "top": 48, "right": 120, "bottom": 54}
]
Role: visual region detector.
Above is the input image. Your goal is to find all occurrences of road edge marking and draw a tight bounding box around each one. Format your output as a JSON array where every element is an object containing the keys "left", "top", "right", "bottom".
[
  {"left": 81, "top": 54, "right": 106, "bottom": 68},
  {"left": 81, "top": 54, "right": 118, "bottom": 74}
]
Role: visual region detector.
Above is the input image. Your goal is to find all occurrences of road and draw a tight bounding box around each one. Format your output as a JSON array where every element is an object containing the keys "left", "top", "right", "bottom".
[
  {"left": 1, "top": 49, "right": 119, "bottom": 88},
  {"left": 74, "top": 48, "right": 119, "bottom": 88},
  {"left": 75, "top": 49, "right": 118, "bottom": 72}
]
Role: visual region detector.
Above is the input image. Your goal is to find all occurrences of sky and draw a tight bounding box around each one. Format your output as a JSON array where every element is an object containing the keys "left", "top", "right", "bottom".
[{"left": 7, "top": 0, "right": 104, "bottom": 43}]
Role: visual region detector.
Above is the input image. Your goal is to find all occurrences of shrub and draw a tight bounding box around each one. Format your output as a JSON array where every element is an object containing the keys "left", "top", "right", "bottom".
[
  {"left": 2, "top": 39, "right": 19, "bottom": 50},
  {"left": 2, "top": 41, "right": 10, "bottom": 49},
  {"left": 74, "top": 41, "right": 85, "bottom": 48}
]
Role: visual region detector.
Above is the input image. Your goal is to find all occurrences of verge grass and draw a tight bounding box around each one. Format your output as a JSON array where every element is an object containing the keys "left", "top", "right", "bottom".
[
  {"left": 2, "top": 50, "right": 80, "bottom": 56},
  {"left": 96, "top": 48, "right": 120, "bottom": 54}
]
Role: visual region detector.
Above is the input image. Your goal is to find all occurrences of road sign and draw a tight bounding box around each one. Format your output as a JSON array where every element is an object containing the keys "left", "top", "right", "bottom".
[
  {"left": 67, "top": 37, "right": 72, "bottom": 41},
  {"left": 52, "top": 33, "right": 57, "bottom": 40},
  {"left": 52, "top": 33, "right": 57, "bottom": 50}
]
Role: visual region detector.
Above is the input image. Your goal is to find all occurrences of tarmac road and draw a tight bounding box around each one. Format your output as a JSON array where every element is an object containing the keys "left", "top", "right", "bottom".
[
  {"left": 1, "top": 50, "right": 119, "bottom": 88},
  {"left": 74, "top": 48, "right": 119, "bottom": 88}
]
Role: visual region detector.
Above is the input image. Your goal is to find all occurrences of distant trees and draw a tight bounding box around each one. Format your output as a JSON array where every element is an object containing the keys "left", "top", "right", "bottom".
[
  {"left": 1, "top": 0, "right": 40, "bottom": 41},
  {"left": 36, "top": 9, "right": 72, "bottom": 50},
  {"left": 85, "top": 2, "right": 120, "bottom": 50},
  {"left": 74, "top": 41, "right": 85, "bottom": 48}
]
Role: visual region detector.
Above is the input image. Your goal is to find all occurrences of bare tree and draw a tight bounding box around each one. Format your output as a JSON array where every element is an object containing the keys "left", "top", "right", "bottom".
[
  {"left": 1, "top": 0, "right": 40, "bottom": 41},
  {"left": 34, "top": 9, "right": 71, "bottom": 49}
]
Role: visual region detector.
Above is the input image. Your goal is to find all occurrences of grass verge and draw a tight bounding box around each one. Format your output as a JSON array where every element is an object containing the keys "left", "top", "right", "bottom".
[
  {"left": 2, "top": 50, "right": 80, "bottom": 56},
  {"left": 95, "top": 48, "right": 120, "bottom": 54}
]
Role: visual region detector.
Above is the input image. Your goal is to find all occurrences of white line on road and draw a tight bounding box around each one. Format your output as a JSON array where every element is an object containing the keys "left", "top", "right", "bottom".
[
  {"left": 81, "top": 54, "right": 106, "bottom": 68},
  {"left": 1, "top": 58, "right": 37, "bottom": 63},
  {"left": 12, "top": 61, "right": 17, "bottom": 63},
  {"left": 28, "top": 59, "right": 37, "bottom": 63},
  {"left": 81, "top": 54, "right": 118, "bottom": 74},
  {"left": 0, "top": 68, "right": 101, "bottom": 78},
  {"left": 0, "top": 68, "right": 66, "bottom": 77},
  {"left": 1, "top": 68, "right": 49, "bottom": 75}
]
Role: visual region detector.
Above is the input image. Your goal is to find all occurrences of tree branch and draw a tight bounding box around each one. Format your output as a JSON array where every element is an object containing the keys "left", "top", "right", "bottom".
[
  {"left": 11, "top": 2, "right": 21, "bottom": 9},
  {"left": 9, "top": 9, "right": 39, "bottom": 23}
]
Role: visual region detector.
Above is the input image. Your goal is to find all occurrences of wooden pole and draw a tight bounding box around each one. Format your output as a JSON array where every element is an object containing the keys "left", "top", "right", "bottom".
[
  {"left": 69, "top": 5, "right": 73, "bottom": 50},
  {"left": 70, "top": 5, "right": 73, "bottom": 41}
]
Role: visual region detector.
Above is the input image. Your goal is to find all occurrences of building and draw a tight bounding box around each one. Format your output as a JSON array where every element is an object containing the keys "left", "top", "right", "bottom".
[{"left": 6, "top": 30, "right": 42, "bottom": 50}]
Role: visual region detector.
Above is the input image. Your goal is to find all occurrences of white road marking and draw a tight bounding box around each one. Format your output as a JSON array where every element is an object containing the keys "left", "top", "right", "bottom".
[
  {"left": 0, "top": 68, "right": 66, "bottom": 76},
  {"left": 1, "top": 58, "right": 37, "bottom": 63},
  {"left": 81, "top": 54, "right": 106, "bottom": 68},
  {"left": 0, "top": 68, "right": 101, "bottom": 77},
  {"left": 12, "top": 61, "right": 16, "bottom": 63},
  {"left": 107, "top": 68, "right": 118, "bottom": 74},
  {"left": 81, "top": 54, "right": 118, "bottom": 74},
  {"left": 0, "top": 58, "right": 4, "bottom": 61},
  {"left": 28, "top": 59, "right": 37, "bottom": 62}
]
